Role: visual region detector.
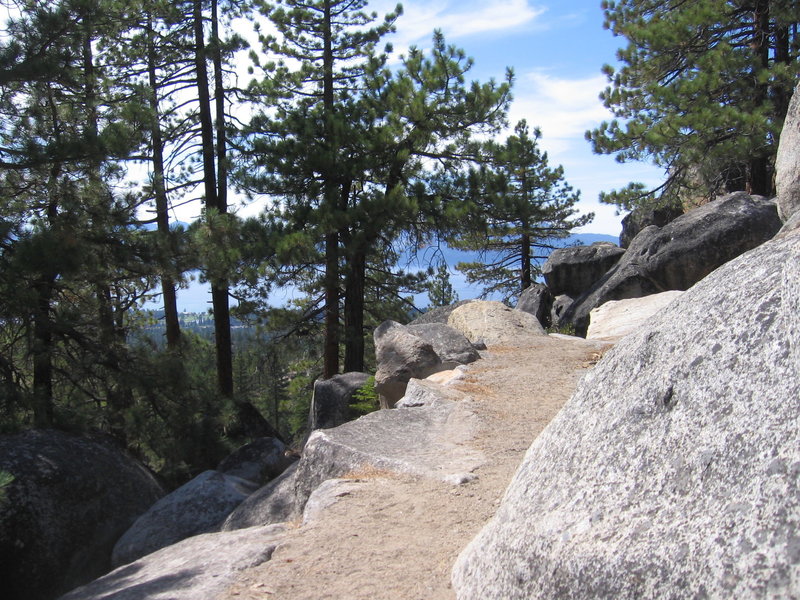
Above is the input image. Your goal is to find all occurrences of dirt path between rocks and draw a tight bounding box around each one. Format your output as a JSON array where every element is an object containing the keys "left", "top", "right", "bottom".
[{"left": 221, "top": 336, "right": 607, "bottom": 600}]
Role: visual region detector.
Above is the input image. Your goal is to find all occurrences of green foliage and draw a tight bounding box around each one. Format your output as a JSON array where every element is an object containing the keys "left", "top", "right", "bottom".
[
  {"left": 587, "top": 0, "right": 800, "bottom": 208},
  {"left": 452, "top": 120, "right": 592, "bottom": 302},
  {"left": 0, "top": 470, "right": 13, "bottom": 504},
  {"left": 350, "top": 375, "right": 379, "bottom": 418},
  {"left": 427, "top": 262, "right": 459, "bottom": 307}
]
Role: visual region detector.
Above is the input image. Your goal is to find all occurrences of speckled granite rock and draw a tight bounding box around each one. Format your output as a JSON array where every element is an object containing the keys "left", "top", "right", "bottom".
[{"left": 453, "top": 228, "right": 800, "bottom": 599}]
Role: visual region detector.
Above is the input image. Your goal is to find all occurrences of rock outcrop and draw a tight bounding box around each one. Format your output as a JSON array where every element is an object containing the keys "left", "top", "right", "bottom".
[
  {"left": 217, "top": 437, "right": 294, "bottom": 485},
  {"left": 309, "top": 372, "right": 370, "bottom": 430},
  {"left": 515, "top": 283, "right": 553, "bottom": 327},
  {"left": 374, "top": 320, "right": 479, "bottom": 408},
  {"left": 562, "top": 192, "right": 782, "bottom": 335},
  {"left": 448, "top": 300, "right": 545, "bottom": 345},
  {"left": 541, "top": 242, "right": 626, "bottom": 296},
  {"left": 60, "top": 523, "right": 289, "bottom": 600},
  {"left": 407, "top": 323, "right": 481, "bottom": 366},
  {"left": 619, "top": 202, "right": 683, "bottom": 248},
  {"left": 452, "top": 226, "right": 800, "bottom": 599},
  {"left": 111, "top": 470, "right": 257, "bottom": 567},
  {"left": 586, "top": 290, "right": 684, "bottom": 342},
  {"left": 408, "top": 300, "right": 475, "bottom": 325},
  {"left": 776, "top": 80, "right": 800, "bottom": 222},
  {"left": 223, "top": 395, "right": 482, "bottom": 532},
  {"left": 0, "top": 430, "right": 165, "bottom": 600}
]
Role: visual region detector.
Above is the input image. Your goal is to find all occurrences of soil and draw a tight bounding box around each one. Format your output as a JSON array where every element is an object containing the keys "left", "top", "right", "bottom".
[{"left": 221, "top": 335, "right": 607, "bottom": 600}]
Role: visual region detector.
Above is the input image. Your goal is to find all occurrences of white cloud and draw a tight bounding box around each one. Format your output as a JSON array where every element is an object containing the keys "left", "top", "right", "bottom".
[
  {"left": 508, "top": 71, "right": 610, "bottom": 153},
  {"left": 372, "top": 0, "right": 546, "bottom": 58}
]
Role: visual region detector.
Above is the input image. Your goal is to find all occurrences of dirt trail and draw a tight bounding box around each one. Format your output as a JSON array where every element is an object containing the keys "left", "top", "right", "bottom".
[{"left": 221, "top": 336, "right": 606, "bottom": 600}]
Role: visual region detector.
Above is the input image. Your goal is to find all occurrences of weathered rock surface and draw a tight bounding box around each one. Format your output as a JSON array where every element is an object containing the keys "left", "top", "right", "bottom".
[
  {"left": 562, "top": 192, "right": 782, "bottom": 335},
  {"left": 448, "top": 300, "right": 545, "bottom": 345},
  {"left": 542, "top": 242, "right": 626, "bottom": 296},
  {"left": 408, "top": 300, "right": 475, "bottom": 325},
  {"left": 776, "top": 80, "right": 800, "bottom": 222},
  {"left": 60, "top": 523, "right": 288, "bottom": 600},
  {"left": 395, "top": 376, "right": 467, "bottom": 408},
  {"left": 374, "top": 320, "right": 444, "bottom": 408},
  {"left": 549, "top": 293, "right": 574, "bottom": 329},
  {"left": 112, "top": 470, "right": 257, "bottom": 567},
  {"left": 407, "top": 323, "right": 481, "bottom": 367},
  {"left": 619, "top": 202, "right": 684, "bottom": 248},
  {"left": 0, "top": 430, "right": 164, "bottom": 600},
  {"left": 515, "top": 283, "right": 552, "bottom": 327},
  {"left": 453, "top": 228, "right": 800, "bottom": 599},
  {"left": 586, "top": 290, "right": 684, "bottom": 342},
  {"left": 309, "top": 372, "right": 370, "bottom": 430},
  {"left": 217, "top": 437, "right": 294, "bottom": 485},
  {"left": 221, "top": 462, "right": 300, "bottom": 531}
]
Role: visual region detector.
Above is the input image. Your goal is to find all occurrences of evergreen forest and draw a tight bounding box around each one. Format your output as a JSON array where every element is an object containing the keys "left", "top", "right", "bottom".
[{"left": 0, "top": 0, "right": 796, "bottom": 488}]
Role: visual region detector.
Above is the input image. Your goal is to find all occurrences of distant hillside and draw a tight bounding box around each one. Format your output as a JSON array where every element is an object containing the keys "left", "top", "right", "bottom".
[{"left": 143, "top": 233, "right": 620, "bottom": 313}]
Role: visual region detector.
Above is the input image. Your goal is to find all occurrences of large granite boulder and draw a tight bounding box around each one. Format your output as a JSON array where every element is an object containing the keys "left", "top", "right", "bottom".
[
  {"left": 309, "top": 372, "right": 370, "bottom": 430},
  {"left": 619, "top": 202, "right": 684, "bottom": 248},
  {"left": 586, "top": 290, "right": 684, "bottom": 342},
  {"left": 374, "top": 320, "right": 478, "bottom": 408},
  {"left": 776, "top": 80, "right": 800, "bottom": 222},
  {"left": 448, "top": 300, "right": 545, "bottom": 345},
  {"left": 111, "top": 470, "right": 257, "bottom": 567},
  {"left": 562, "top": 192, "right": 782, "bottom": 335},
  {"left": 407, "top": 323, "right": 481, "bottom": 366},
  {"left": 515, "top": 283, "right": 553, "bottom": 327},
  {"left": 549, "top": 293, "right": 574, "bottom": 329},
  {"left": 60, "top": 523, "right": 288, "bottom": 600},
  {"left": 542, "top": 242, "right": 626, "bottom": 296},
  {"left": 408, "top": 300, "right": 475, "bottom": 325},
  {"left": 0, "top": 429, "right": 165, "bottom": 600},
  {"left": 217, "top": 437, "right": 294, "bottom": 485},
  {"left": 452, "top": 226, "right": 800, "bottom": 599},
  {"left": 221, "top": 462, "right": 300, "bottom": 531},
  {"left": 224, "top": 396, "right": 482, "bottom": 532}
]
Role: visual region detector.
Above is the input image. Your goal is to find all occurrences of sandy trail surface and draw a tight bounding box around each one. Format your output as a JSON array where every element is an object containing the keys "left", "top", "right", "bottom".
[{"left": 221, "top": 336, "right": 606, "bottom": 600}]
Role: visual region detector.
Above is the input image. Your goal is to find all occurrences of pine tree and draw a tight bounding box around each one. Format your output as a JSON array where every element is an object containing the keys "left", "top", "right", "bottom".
[
  {"left": 454, "top": 120, "right": 591, "bottom": 302},
  {"left": 427, "top": 262, "right": 458, "bottom": 307},
  {"left": 587, "top": 0, "right": 800, "bottom": 209}
]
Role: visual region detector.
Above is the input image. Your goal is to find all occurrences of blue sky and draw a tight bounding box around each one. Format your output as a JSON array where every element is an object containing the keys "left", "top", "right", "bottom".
[{"left": 366, "top": 0, "right": 665, "bottom": 236}]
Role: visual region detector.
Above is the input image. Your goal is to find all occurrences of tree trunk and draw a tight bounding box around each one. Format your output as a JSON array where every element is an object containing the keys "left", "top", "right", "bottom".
[
  {"left": 520, "top": 232, "right": 532, "bottom": 292},
  {"left": 147, "top": 13, "right": 181, "bottom": 349},
  {"left": 321, "top": 0, "right": 340, "bottom": 378},
  {"left": 194, "top": 0, "right": 234, "bottom": 397},
  {"left": 343, "top": 244, "right": 366, "bottom": 373},
  {"left": 749, "top": 0, "right": 772, "bottom": 196},
  {"left": 32, "top": 279, "right": 54, "bottom": 428}
]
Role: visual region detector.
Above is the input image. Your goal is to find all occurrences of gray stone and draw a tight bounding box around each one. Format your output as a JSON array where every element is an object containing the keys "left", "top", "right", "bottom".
[
  {"left": 395, "top": 376, "right": 466, "bottom": 408},
  {"left": 562, "top": 192, "right": 782, "bottom": 335},
  {"left": 301, "top": 478, "right": 362, "bottom": 526},
  {"left": 452, "top": 227, "right": 800, "bottom": 599},
  {"left": 408, "top": 300, "right": 475, "bottom": 325},
  {"left": 515, "top": 283, "right": 552, "bottom": 327},
  {"left": 217, "top": 437, "right": 294, "bottom": 485},
  {"left": 221, "top": 462, "right": 301, "bottom": 531},
  {"left": 542, "top": 242, "right": 626, "bottom": 296},
  {"left": 374, "top": 320, "right": 446, "bottom": 408},
  {"left": 0, "top": 430, "right": 165, "bottom": 600},
  {"left": 59, "top": 523, "right": 288, "bottom": 600},
  {"left": 112, "top": 470, "right": 257, "bottom": 567},
  {"left": 293, "top": 402, "right": 484, "bottom": 508},
  {"left": 549, "top": 294, "right": 574, "bottom": 329},
  {"left": 586, "top": 290, "right": 684, "bottom": 342},
  {"left": 776, "top": 81, "right": 800, "bottom": 222},
  {"left": 619, "top": 202, "right": 684, "bottom": 248},
  {"left": 448, "top": 300, "right": 545, "bottom": 345},
  {"left": 407, "top": 323, "right": 481, "bottom": 367},
  {"left": 309, "top": 372, "right": 370, "bottom": 430}
]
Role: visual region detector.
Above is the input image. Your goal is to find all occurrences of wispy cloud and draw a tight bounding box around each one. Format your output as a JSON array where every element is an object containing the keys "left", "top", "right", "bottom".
[
  {"left": 372, "top": 0, "right": 546, "bottom": 57},
  {"left": 508, "top": 71, "right": 609, "bottom": 154}
]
